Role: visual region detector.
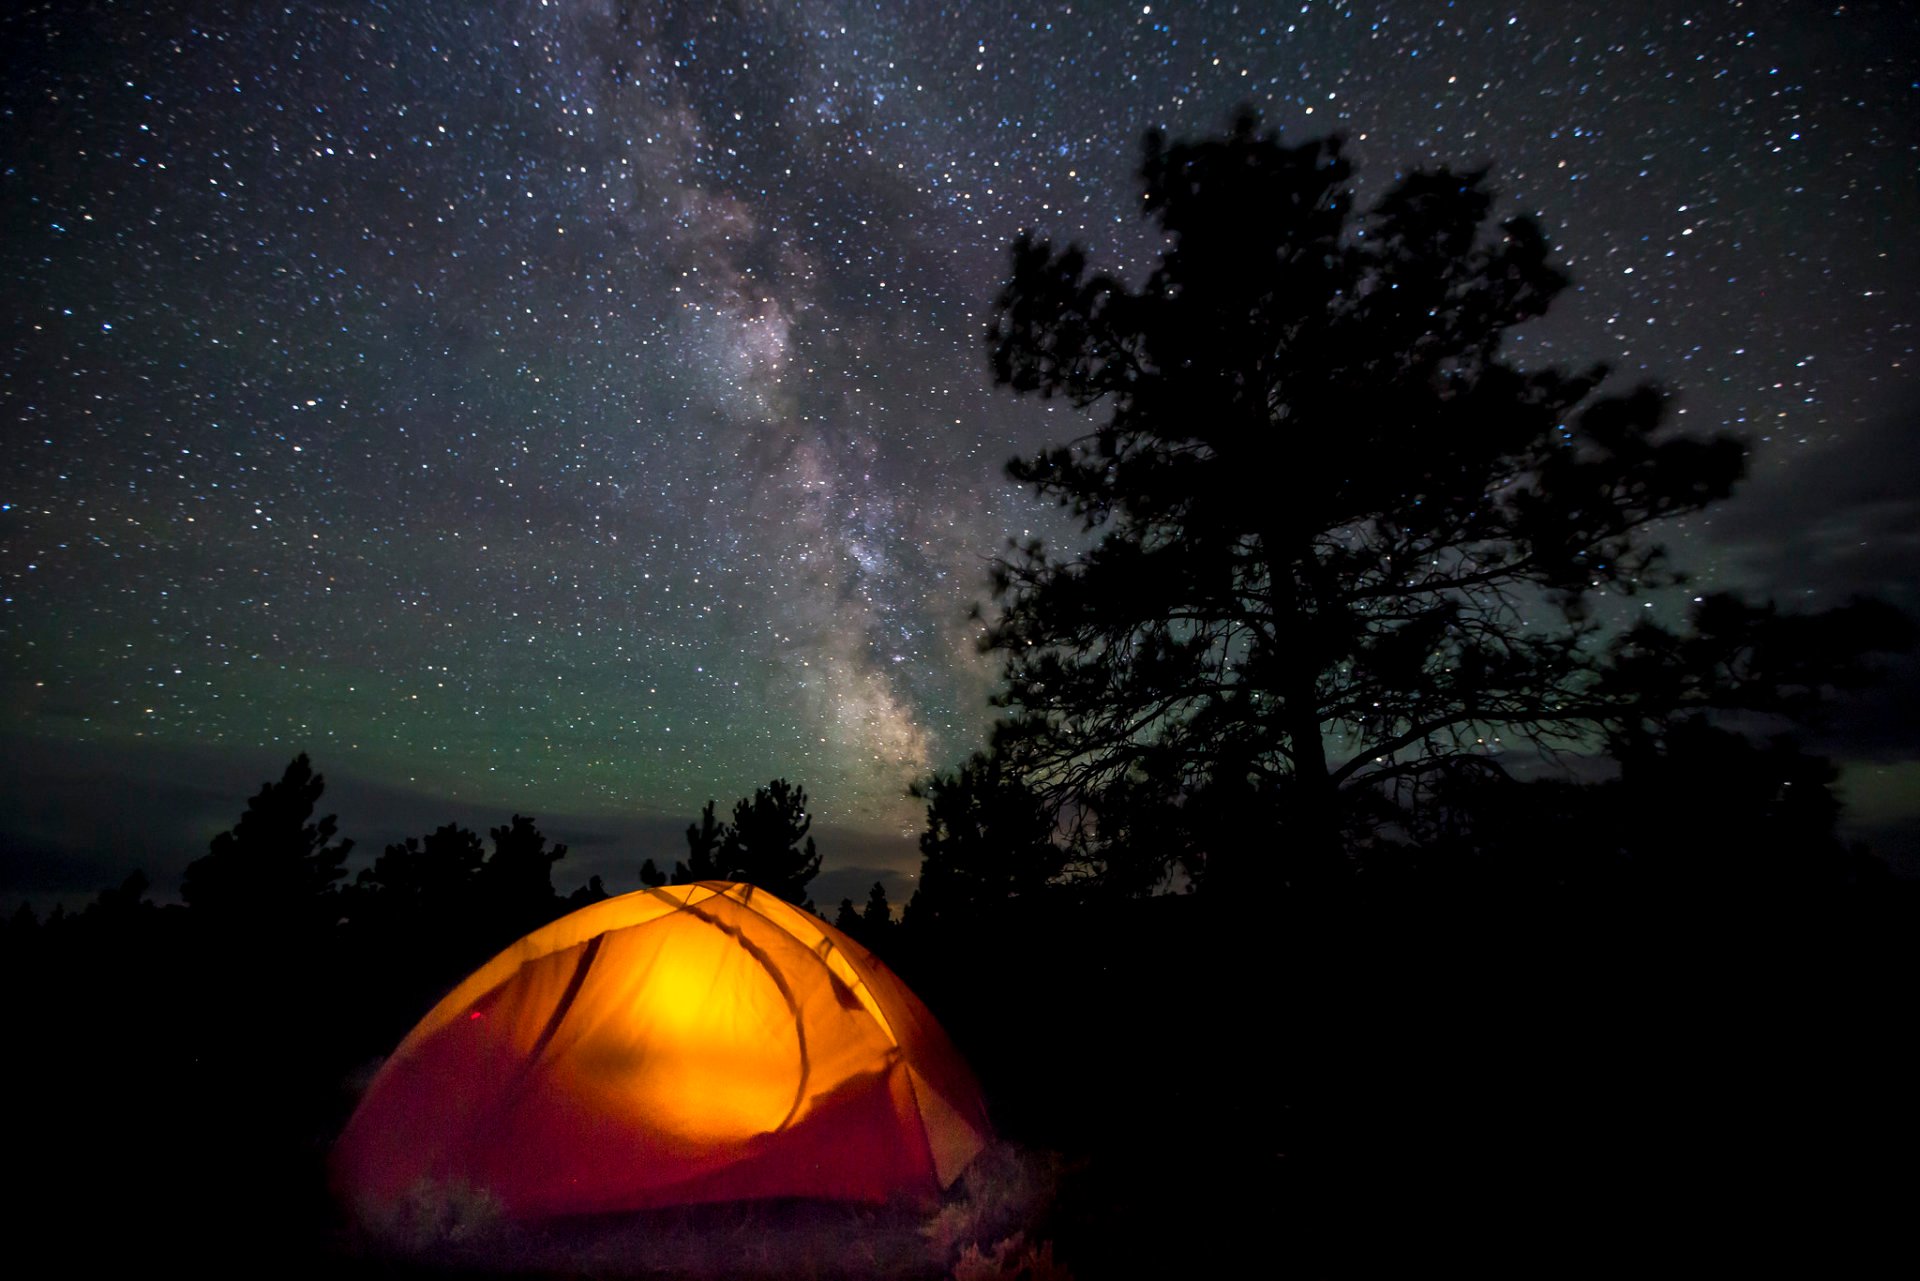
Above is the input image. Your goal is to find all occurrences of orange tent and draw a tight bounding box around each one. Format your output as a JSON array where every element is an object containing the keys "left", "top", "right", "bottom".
[{"left": 333, "top": 882, "right": 992, "bottom": 1218}]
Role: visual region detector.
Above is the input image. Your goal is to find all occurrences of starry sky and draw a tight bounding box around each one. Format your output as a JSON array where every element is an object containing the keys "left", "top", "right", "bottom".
[{"left": 4, "top": 0, "right": 1917, "bottom": 904}]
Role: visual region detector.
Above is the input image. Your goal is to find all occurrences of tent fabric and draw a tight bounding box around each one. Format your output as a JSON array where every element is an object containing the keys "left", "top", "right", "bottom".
[{"left": 332, "top": 882, "right": 992, "bottom": 1218}]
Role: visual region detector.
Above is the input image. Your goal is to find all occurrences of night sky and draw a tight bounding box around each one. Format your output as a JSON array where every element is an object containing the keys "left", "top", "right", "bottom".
[{"left": 5, "top": 1, "right": 1917, "bottom": 904}]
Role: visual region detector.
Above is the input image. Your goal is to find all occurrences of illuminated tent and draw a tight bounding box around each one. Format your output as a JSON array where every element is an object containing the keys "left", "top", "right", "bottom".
[{"left": 333, "top": 882, "right": 992, "bottom": 1218}]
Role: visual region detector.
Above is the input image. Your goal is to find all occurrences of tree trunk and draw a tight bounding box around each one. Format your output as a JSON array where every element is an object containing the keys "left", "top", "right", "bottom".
[
  {"left": 1283, "top": 665, "right": 1342, "bottom": 885},
  {"left": 1268, "top": 532, "right": 1343, "bottom": 888}
]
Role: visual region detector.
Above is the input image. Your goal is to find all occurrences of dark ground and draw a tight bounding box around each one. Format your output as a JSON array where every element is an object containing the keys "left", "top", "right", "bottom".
[{"left": 7, "top": 882, "right": 1917, "bottom": 1277}]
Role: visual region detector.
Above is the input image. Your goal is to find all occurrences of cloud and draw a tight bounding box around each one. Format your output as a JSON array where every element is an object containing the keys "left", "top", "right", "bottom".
[
  {"left": 1696, "top": 389, "right": 1920, "bottom": 769},
  {"left": 1710, "top": 387, "right": 1920, "bottom": 609}
]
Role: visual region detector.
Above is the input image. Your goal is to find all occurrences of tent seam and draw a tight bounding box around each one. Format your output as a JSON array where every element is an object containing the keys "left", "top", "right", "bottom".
[
  {"left": 898, "top": 1059, "right": 940, "bottom": 1186},
  {"left": 717, "top": 883, "right": 904, "bottom": 1048},
  {"left": 680, "top": 897, "right": 813, "bottom": 1132}
]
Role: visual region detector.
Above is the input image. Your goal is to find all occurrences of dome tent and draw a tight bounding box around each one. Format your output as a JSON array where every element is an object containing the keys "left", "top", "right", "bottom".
[{"left": 333, "top": 882, "right": 992, "bottom": 1219}]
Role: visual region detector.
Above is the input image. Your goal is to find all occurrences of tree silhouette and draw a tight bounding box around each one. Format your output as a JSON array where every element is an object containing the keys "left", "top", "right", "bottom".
[
  {"left": 85, "top": 869, "right": 156, "bottom": 922},
  {"left": 979, "top": 113, "right": 1896, "bottom": 890},
  {"left": 356, "top": 822, "right": 485, "bottom": 920},
  {"left": 181, "top": 753, "right": 352, "bottom": 927},
  {"left": 1596, "top": 593, "right": 1910, "bottom": 727},
  {"left": 474, "top": 814, "right": 568, "bottom": 941},
  {"left": 722, "top": 779, "right": 821, "bottom": 907},
  {"left": 1610, "top": 715, "right": 1881, "bottom": 889},
  {"left": 860, "top": 881, "right": 894, "bottom": 937},
  {"left": 1385, "top": 710, "right": 1894, "bottom": 896},
  {"left": 908, "top": 752, "right": 1064, "bottom": 925},
  {"left": 832, "top": 882, "right": 897, "bottom": 951},
  {"left": 667, "top": 783, "right": 823, "bottom": 906},
  {"left": 676, "top": 799, "right": 728, "bottom": 882},
  {"left": 567, "top": 874, "right": 609, "bottom": 906}
]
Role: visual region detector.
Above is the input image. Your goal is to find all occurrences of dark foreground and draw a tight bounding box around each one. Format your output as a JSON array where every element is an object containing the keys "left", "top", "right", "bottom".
[{"left": 8, "top": 883, "right": 1917, "bottom": 1278}]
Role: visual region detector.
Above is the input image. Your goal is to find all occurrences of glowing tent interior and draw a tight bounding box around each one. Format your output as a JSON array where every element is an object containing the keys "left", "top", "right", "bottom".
[{"left": 332, "top": 882, "right": 993, "bottom": 1218}]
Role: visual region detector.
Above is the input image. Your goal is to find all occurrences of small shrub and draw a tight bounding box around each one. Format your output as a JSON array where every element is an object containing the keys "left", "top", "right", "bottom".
[
  {"left": 924, "top": 1143, "right": 1062, "bottom": 1258},
  {"left": 362, "top": 1177, "right": 505, "bottom": 1252},
  {"left": 951, "top": 1232, "right": 1072, "bottom": 1281}
]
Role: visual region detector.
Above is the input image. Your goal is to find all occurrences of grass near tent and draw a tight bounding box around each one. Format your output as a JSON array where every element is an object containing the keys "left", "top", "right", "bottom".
[{"left": 331, "top": 1144, "right": 1062, "bottom": 1279}]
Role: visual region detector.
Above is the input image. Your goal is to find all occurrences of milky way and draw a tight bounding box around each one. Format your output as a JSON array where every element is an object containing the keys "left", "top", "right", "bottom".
[{"left": 4, "top": 2, "right": 1917, "bottom": 892}]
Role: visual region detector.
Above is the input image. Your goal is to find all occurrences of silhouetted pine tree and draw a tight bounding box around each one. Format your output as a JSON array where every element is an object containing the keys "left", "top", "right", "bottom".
[
  {"left": 475, "top": 814, "right": 568, "bottom": 942},
  {"left": 181, "top": 753, "right": 351, "bottom": 930},
  {"left": 676, "top": 800, "right": 727, "bottom": 882},
  {"left": 908, "top": 752, "right": 1063, "bottom": 927},
  {"left": 723, "top": 779, "right": 821, "bottom": 908},
  {"left": 980, "top": 112, "right": 1906, "bottom": 892}
]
